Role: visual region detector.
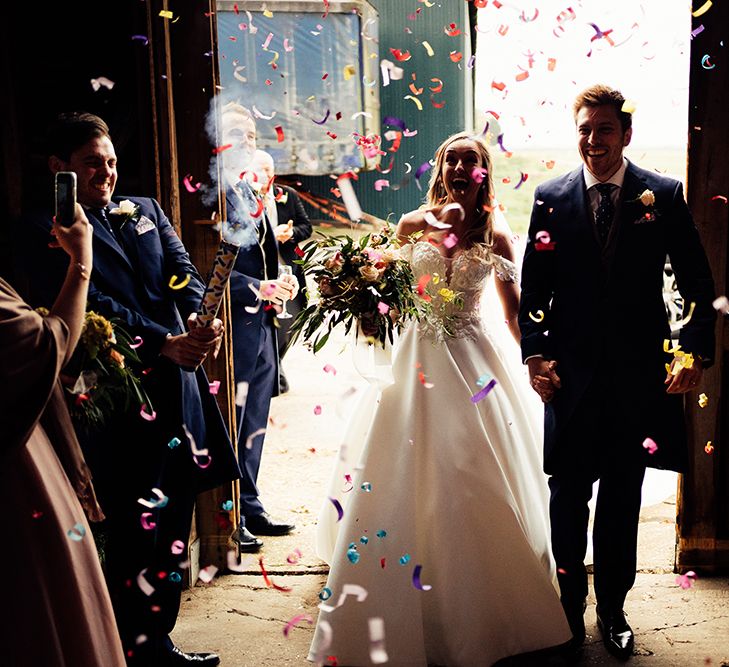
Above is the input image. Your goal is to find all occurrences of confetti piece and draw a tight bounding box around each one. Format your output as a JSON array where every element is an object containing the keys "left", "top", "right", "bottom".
[
  {"left": 675, "top": 301, "right": 696, "bottom": 326},
  {"left": 140, "top": 512, "right": 157, "bottom": 530},
  {"left": 168, "top": 437, "right": 181, "bottom": 449},
  {"left": 323, "top": 364, "right": 337, "bottom": 375},
  {"left": 529, "top": 310, "right": 545, "bottom": 323},
  {"left": 314, "top": 405, "right": 322, "bottom": 415},
  {"left": 404, "top": 95, "right": 423, "bottom": 111},
  {"left": 137, "top": 568, "right": 155, "bottom": 596},
  {"left": 389, "top": 48, "right": 411, "bottom": 61},
  {"left": 399, "top": 553, "right": 411, "bottom": 565},
  {"left": 183, "top": 423, "right": 212, "bottom": 469},
  {"left": 449, "top": 51, "right": 463, "bottom": 63},
  {"left": 642, "top": 437, "right": 658, "bottom": 455},
  {"left": 168, "top": 572, "right": 182, "bottom": 583},
  {"left": 343, "top": 64, "right": 357, "bottom": 80},
  {"left": 159, "top": 10, "right": 173, "bottom": 19},
  {"left": 705, "top": 441, "right": 714, "bottom": 454},
  {"left": 377, "top": 301, "right": 390, "bottom": 315},
  {"left": 286, "top": 548, "right": 303, "bottom": 564},
  {"left": 138, "top": 488, "right": 168, "bottom": 509},
  {"left": 535, "top": 230, "right": 551, "bottom": 244},
  {"left": 284, "top": 614, "right": 314, "bottom": 637},
  {"left": 66, "top": 522, "right": 86, "bottom": 541},
  {"left": 361, "top": 482, "right": 372, "bottom": 492},
  {"left": 183, "top": 174, "right": 201, "bottom": 193},
  {"left": 418, "top": 371, "right": 434, "bottom": 389},
  {"left": 675, "top": 570, "right": 697, "bottom": 588},
  {"left": 471, "top": 166, "right": 488, "bottom": 184},
  {"left": 198, "top": 564, "right": 218, "bottom": 584},
  {"left": 471, "top": 379, "right": 497, "bottom": 403},
  {"left": 691, "top": 25, "right": 705, "bottom": 39},
  {"left": 374, "top": 179, "right": 390, "bottom": 192},
  {"left": 443, "top": 233, "right": 458, "bottom": 249},
  {"left": 412, "top": 564, "right": 432, "bottom": 590},
  {"left": 698, "top": 393, "right": 708, "bottom": 408},
  {"left": 245, "top": 427, "right": 266, "bottom": 450},
  {"left": 692, "top": 0, "right": 712, "bottom": 17},
  {"left": 712, "top": 296, "right": 729, "bottom": 314},
  {"left": 328, "top": 497, "right": 344, "bottom": 521},
  {"left": 233, "top": 65, "right": 247, "bottom": 83},
  {"left": 701, "top": 55, "right": 715, "bottom": 69},
  {"left": 621, "top": 100, "right": 637, "bottom": 114},
  {"left": 369, "top": 617, "right": 389, "bottom": 664},
  {"left": 90, "top": 77, "right": 115, "bottom": 92},
  {"left": 319, "top": 587, "right": 333, "bottom": 600},
  {"left": 414, "top": 161, "right": 432, "bottom": 189},
  {"left": 140, "top": 404, "right": 157, "bottom": 421},
  {"left": 206, "top": 380, "right": 221, "bottom": 395},
  {"left": 212, "top": 144, "right": 233, "bottom": 154},
  {"left": 221, "top": 500, "right": 234, "bottom": 511},
  {"left": 514, "top": 172, "right": 528, "bottom": 189},
  {"left": 347, "top": 547, "right": 361, "bottom": 564},
  {"left": 476, "top": 373, "right": 492, "bottom": 387},
  {"left": 131, "top": 35, "right": 149, "bottom": 46},
  {"left": 259, "top": 556, "right": 292, "bottom": 591}
]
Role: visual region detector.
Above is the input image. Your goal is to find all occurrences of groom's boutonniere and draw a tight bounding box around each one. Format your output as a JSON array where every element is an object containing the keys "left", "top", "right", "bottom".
[
  {"left": 632, "top": 189, "right": 657, "bottom": 223},
  {"left": 108, "top": 199, "right": 141, "bottom": 225}
]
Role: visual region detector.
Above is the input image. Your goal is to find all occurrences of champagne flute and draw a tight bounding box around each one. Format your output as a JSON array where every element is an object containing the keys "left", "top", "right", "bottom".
[{"left": 277, "top": 264, "right": 293, "bottom": 319}]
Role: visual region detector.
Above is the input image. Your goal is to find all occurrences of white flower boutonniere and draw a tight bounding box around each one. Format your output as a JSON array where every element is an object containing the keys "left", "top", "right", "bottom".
[
  {"left": 632, "top": 189, "right": 657, "bottom": 224},
  {"left": 109, "top": 199, "right": 140, "bottom": 224}
]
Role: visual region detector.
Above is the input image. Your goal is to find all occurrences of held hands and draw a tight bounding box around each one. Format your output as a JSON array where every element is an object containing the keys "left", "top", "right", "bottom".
[
  {"left": 260, "top": 275, "right": 298, "bottom": 305},
  {"left": 665, "top": 356, "right": 703, "bottom": 394},
  {"left": 160, "top": 313, "right": 224, "bottom": 368},
  {"left": 527, "top": 358, "right": 562, "bottom": 403}
]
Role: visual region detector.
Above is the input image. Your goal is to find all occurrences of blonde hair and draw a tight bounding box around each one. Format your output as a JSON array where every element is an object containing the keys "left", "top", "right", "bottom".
[{"left": 425, "top": 131, "right": 494, "bottom": 248}]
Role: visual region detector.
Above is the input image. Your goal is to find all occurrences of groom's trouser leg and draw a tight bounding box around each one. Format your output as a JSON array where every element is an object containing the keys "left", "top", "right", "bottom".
[
  {"left": 548, "top": 472, "right": 595, "bottom": 606},
  {"left": 592, "top": 462, "right": 646, "bottom": 610}
]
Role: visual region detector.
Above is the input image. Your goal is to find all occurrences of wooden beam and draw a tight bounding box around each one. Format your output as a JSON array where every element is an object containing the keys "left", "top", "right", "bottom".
[{"left": 676, "top": 0, "right": 729, "bottom": 573}]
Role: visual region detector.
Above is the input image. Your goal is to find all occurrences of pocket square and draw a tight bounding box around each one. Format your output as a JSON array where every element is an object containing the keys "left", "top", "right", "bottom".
[
  {"left": 135, "top": 216, "right": 156, "bottom": 235},
  {"left": 632, "top": 210, "right": 659, "bottom": 225}
]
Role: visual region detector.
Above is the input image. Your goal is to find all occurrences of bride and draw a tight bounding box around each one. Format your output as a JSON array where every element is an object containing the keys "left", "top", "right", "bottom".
[{"left": 308, "top": 132, "right": 571, "bottom": 666}]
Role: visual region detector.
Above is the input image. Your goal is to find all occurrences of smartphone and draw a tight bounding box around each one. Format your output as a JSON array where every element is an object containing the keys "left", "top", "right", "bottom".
[{"left": 55, "top": 171, "right": 77, "bottom": 227}]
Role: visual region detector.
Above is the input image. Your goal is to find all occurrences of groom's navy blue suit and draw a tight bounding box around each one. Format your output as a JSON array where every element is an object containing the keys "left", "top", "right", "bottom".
[
  {"left": 18, "top": 196, "right": 241, "bottom": 658},
  {"left": 519, "top": 161, "right": 715, "bottom": 611}
]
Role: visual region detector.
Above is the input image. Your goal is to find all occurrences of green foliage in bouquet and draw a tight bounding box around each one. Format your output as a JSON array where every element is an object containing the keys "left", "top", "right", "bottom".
[
  {"left": 64, "top": 311, "right": 153, "bottom": 432},
  {"left": 290, "top": 226, "right": 423, "bottom": 351}
]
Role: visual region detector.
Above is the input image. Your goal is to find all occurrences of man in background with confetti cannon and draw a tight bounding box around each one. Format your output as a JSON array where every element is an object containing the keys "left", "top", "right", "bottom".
[
  {"left": 19, "top": 112, "right": 240, "bottom": 667},
  {"left": 219, "top": 103, "right": 299, "bottom": 553},
  {"left": 520, "top": 84, "right": 716, "bottom": 660}
]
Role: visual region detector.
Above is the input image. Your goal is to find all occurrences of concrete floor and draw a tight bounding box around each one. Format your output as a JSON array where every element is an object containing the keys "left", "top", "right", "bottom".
[{"left": 172, "top": 330, "right": 729, "bottom": 666}]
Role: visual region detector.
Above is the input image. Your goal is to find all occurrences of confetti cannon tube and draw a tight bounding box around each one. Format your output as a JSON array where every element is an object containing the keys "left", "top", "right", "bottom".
[{"left": 197, "top": 239, "right": 240, "bottom": 327}]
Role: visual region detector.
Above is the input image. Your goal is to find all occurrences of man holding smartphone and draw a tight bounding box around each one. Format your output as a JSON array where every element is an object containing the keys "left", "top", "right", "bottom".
[{"left": 18, "top": 112, "right": 240, "bottom": 667}]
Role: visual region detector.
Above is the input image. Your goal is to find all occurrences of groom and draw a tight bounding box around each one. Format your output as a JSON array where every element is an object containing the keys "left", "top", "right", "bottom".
[{"left": 519, "top": 84, "right": 715, "bottom": 659}]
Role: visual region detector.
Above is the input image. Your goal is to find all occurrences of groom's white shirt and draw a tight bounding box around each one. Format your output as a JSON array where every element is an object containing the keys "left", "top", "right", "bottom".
[{"left": 583, "top": 157, "right": 628, "bottom": 216}]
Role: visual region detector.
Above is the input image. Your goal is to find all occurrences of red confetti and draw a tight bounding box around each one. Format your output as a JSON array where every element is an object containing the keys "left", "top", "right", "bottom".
[
  {"left": 389, "top": 48, "right": 412, "bottom": 61},
  {"left": 326, "top": 131, "right": 338, "bottom": 140},
  {"left": 449, "top": 51, "right": 463, "bottom": 63},
  {"left": 491, "top": 80, "right": 506, "bottom": 92},
  {"left": 258, "top": 557, "right": 292, "bottom": 592},
  {"left": 274, "top": 125, "right": 285, "bottom": 142},
  {"left": 212, "top": 144, "right": 232, "bottom": 154},
  {"left": 416, "top": 274, "right": 432, "bottom": 301}
]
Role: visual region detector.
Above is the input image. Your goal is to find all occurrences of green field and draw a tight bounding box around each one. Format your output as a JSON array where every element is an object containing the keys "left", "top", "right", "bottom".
[{"left": 490, "top": 147, "right": 687, "bottom": 236}]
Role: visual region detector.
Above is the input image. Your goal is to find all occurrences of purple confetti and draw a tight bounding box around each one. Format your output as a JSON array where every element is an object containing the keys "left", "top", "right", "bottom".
[
  {"left": 691, "top": 25, "right": 705, "bottom": 39},
  {"left": 312, "top": 109, "right": 331, "bottom": 125},
  {"left": 471, "top": 378, "right": 497, "bottom": 403},
  {"left": 497, "top": 134, "right": 510, "bottom": 153},
  {"left": 412, "top": 564, "right": 432, "bottom": 590},
  {"left": 414, "top": 161, "right": 432, "bottom": 190},
  {"left": 328, "top": 496, "right": 344, "bottom": 522},
  {"left": 382, "top": 116, "right": 407, "bottom": 131},
  {"left": 131, "top": 34, "right": 149, "bottom": 46}
]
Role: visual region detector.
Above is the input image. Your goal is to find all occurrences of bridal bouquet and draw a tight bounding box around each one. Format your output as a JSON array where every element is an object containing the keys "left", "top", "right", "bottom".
[
  {"left": 290, "top": 226, "right": 423, "bottom": 350},
  {"left": 62, "top": 311, "right": 153, "bottom": 431}
]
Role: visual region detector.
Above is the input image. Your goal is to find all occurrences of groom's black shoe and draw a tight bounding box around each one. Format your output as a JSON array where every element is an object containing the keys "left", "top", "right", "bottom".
[
  {"left": 245, "top": 511, "right": 295, "bottom": 536},
  {"left": 232, "top": 525, "right": 263, "bottom": 553},
  {"left": 562, "top": 598, "right": 586, "bottom": 649},
  {"left": 596, "top": 606, "right": 634, "bottom": 660}
]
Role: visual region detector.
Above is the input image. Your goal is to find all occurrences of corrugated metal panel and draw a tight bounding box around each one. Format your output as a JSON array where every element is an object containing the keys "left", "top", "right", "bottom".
[{"left": 295, "top": 0, "right": 472, "bottom": 224}]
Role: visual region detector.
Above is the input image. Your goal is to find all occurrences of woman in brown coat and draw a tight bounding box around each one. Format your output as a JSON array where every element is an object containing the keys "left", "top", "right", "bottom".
[{"left": 0, "top": 205, "right": 125, "bottom": 666}]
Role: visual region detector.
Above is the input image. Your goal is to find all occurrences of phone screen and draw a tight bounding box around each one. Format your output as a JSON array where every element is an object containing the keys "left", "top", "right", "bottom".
[{"left": 55, "top": 171, "right": 77, "bottom": 227}]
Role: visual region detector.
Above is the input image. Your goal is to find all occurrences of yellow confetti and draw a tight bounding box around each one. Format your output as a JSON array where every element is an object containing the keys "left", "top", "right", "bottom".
[
  {"left": 343, "top": 64, "right": 357, "bottom": 81},
  {"left": 621, "top": 99, "right": 637, "bottom": 114},
  {"left": 422, "top": 41, "right": 434, "bottom": 57},
  {"left": 704, "top": 441, "right": 714, "bottom": 454},
  {"left": 263, "top": 9, "right": 274, "bottom": 18},
  {"left": 159, "top": 9, "right": 173, "bottom": 19},
  {"left": 698, "top": 393, "right": 708, "bottom": 408},
  {"left": 663, "top": 339, "right": 681, "bottom": 354},
  {"left": 404, "top": 95, "right": 423, "bottom": 111},
  {"left": 529, "top": 310, "right": 545, "bottom": 323},
  {"left": 169, "top": 274, "right": 191, "bottom": 290},
  {"left": 692, "top": 0, "right": 712, "bottom": 17},
  {"left": 675, "top": 301, "right": 696, "bottom": 326}
]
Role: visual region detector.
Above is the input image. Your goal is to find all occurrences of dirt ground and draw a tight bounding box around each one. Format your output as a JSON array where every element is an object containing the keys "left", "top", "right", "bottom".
[{"left": 171, "top": 329, "right": 729, "bottom": 666}]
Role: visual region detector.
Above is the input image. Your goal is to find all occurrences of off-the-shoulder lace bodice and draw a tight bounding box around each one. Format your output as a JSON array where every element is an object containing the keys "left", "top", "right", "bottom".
[{"left": 402, "top": 242, "right": 518, "bottom": 342}]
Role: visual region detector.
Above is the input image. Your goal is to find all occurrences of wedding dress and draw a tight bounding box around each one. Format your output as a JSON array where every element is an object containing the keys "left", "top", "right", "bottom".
[{"left": 309, "top": 242, "right": 571, "bottom": 666}]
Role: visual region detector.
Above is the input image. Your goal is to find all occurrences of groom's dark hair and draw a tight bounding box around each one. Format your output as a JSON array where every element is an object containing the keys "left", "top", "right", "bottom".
[
  {"left": 572, "top": 84, "right": 632, "bottom": 133},
  {"left": 47, "top": 112, "right": 111, "bottom": 161}
]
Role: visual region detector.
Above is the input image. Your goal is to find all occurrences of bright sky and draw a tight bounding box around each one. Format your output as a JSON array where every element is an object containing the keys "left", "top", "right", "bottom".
[{"left": 475, "top": 0, "right": 692, "bottom": 148}]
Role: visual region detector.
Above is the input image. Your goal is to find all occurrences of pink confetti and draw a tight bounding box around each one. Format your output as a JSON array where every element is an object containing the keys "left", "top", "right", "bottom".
[
  {"left": 183, "top": 174, "right": 201, "bottom": 193},
  {"left": 675, "top": 571, "right": 697, "bottom": 589},
  {"left": 412, "top": 564, "right": 432, "bottom": 590},
  {"left": 471, "top": 166, "right": 488, "bottom": 184},
  {"left": 642, "top": 437, "right": 658, "bottom": 455},
  {"left": 286, "top": 548, "right": 303, "bottom": 564},
  {"left": 314, "top": 405, "right": 322, "bottom": 415},
  {"left": 323, "top": 363, "right": 337, "bottom": 376},
  {"left": 443, "top": 233, "right": 458, "bottom": 249},
  {"left": 140, "top": 404, "right": 157, "bottom": 421},
  {"left": 209, "top": 380, "right": 221, "bottom": 395},
  {"left": 283, "top": 38, "right": 293, "bottom": 52},
  {"left": 377, "top": 301, "right": 390, "bottom": 315},
  {"left": 171, "top": 540, "right": 186, "bottom": 555},
  {"left": 283, "top": 613, "right": 314, "bottom": 637},
  {"left": 262, "top": 31, "right": 274, "bottom": 49},
  {"left": 374, "top": 179, "right": 390, "bottom": 191},
  {"left": 140, "top": 512, "right": 157, "bottom": 531},
  {"left": 130, "top": 336, "right": 144, "bottom": 349}
]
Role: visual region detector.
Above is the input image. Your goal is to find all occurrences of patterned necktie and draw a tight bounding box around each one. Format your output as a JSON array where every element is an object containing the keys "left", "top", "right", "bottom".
[{"left": 594, "top": 183, "right": 616, "bottom": 246}]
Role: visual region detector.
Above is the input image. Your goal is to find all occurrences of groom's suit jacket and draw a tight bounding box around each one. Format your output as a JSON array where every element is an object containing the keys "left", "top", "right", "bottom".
[
  {"left": 519, "top": 161, "right": 715, "bottom": 474},
  {"left": 17, "top": 196, "right": 241, "bottom": 495}
]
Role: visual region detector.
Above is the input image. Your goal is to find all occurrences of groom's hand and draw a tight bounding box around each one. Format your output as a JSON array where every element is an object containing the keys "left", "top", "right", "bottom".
[
  {"left": 665, "top": 357, "right": 703, "bottom": 394},
  {"left": 528, "top": 358, "right": 561, "bottom": 403}
]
